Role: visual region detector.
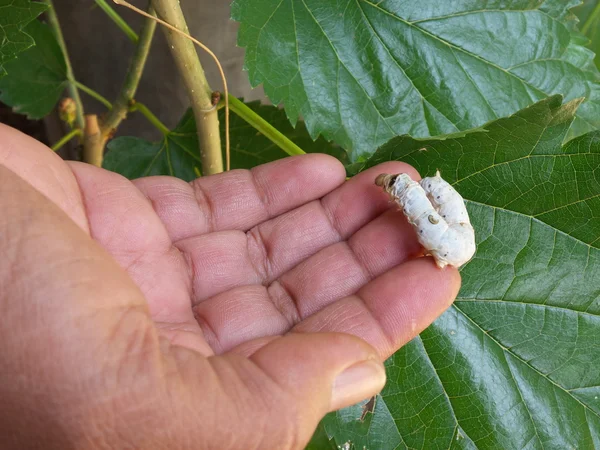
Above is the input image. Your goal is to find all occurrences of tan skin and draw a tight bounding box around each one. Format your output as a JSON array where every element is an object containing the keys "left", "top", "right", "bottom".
[{"left": 0, "top": 123, "right": 460, "bottom": 449}]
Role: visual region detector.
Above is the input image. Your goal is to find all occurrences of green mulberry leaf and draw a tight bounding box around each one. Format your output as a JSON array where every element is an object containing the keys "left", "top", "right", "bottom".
[
  {"left": 312, "top": 96, "right": 600, "bottom": 449},
  {"left": 0, "top": 19, "right": 67, "bottom": 119},
  {"left": 232, "top": 0, "right": 600, "bottom": 160},
  {"left": 0, "top": 0, "right": 47, "bottom": 77}
]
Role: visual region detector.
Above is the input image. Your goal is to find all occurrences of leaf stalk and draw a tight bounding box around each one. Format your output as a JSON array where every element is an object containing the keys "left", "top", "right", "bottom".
[
  {"left": 75, "top": 81, "right": 113, "bottom": 109},
  {"left": 582, "top": 2, "right": 600, "bottom": 36},
  {"left": 129, "top": 101, "right": 169, "bottom": 135},
  {"left": 94, "top": 0, "right": 139, "bottom": 43},
  {"left": 227, "top": 95, "right": 306, "bottom": 157},
  {"left": 51, "top": 128, "right": 83, "bottom": 152}
]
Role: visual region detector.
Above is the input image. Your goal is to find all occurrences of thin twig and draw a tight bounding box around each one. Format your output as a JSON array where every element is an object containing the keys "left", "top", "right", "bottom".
[
  {"left": 75, "top": 81, "right": 113, "bottom": 109},
  {"left": 100, "top": 7, "right": 157, "bottom": 144},
  {"left": 83, "top": 115, "right": 103, "bottom": 166},
  {"left": 129, "top": 101, "right": 169, "bottom": 135},
  {"left": 51, "top": 128, "right": 83, "bottom": 152},
  {"left": 114, "top": 0, "right": 230, "bottom": 174},
  {"left": 94, "top": 0, "right": 139, "bottom": 43},
  {"left": 43, "top": 0, "right": 85, "bottom": 133},
  {"left": 227, "top": 95, "right": 305, "bottom": 157}
]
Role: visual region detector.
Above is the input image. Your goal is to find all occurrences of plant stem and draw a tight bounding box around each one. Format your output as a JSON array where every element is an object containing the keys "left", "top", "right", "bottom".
[
  {"left": 228, "top": 95, "right": 306, "bottom": 156},
  {"left": 84, "top": 115, "right": 103, "bottom": 166},
  {"left": 75, "top": 82, "right": 168, "bottom": 136},
  {"left": 75, "top": 81, "right": 113, "bottom": 109},
  {"left": 100, "top": 8, "right": 157, "bottom": 143},
  {"left": 129, "top": 101, "right": 169, "bottom": 135},
  {"left": 51, "top": 128, "right": 83, "bottom": 151},
  {"left": 94, "top": 0, "right": 139, "bottom": 43},
  {"left": 43, "top": 0, "right": 85, "bottom": 132},
  {"left": 150, "top": 0, "right": 223, "bottom": 175},
  {"left": 582, "top": 2, "right": 600, "bottom": 36}
]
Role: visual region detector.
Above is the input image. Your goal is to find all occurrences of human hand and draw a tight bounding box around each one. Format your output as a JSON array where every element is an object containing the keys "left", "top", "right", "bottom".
[{"left": 0, "top": 124, "right": 459, "bottom": 449}]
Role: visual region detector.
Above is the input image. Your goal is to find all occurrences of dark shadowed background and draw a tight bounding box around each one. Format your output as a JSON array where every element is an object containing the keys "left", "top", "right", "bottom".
[{"left": 49, "top": 0, "right": 265, "bottom": 143}]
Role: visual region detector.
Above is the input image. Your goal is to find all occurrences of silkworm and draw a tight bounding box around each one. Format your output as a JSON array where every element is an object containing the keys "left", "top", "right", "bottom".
[{"left": 375, "top": 171, "right": 475, "bottom": 269}]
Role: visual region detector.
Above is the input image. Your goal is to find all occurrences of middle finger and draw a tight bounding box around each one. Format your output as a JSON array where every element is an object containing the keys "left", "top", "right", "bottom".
[{"left": 193, "top": 207, "right": 421, "bottom": 353}]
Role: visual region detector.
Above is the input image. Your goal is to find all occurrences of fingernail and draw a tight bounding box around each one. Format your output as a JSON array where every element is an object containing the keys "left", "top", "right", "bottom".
[{"left": 330, "top": 360, "right": 386, "bottom": 411}]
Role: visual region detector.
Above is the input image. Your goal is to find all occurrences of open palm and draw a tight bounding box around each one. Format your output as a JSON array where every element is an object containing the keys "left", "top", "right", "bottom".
[{"left": 0, "top": 123, "right": 459, "bottom": 449}]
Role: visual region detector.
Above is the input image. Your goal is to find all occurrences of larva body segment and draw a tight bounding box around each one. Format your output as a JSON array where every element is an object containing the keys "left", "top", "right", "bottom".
[
  {"left": 376, "top": 172, "right": 476, "bottom": 269},
  {"left": 421, "top": 171, "right": 469, "bottom": 227}
]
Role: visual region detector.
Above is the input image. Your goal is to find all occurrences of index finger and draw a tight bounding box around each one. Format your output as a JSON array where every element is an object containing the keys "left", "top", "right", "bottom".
[
  {"left": 133, "top": 153, "right": 346, "bottom": 240},
  {"left": 293, "top": 258, "right": 461, "bottom": 359}
]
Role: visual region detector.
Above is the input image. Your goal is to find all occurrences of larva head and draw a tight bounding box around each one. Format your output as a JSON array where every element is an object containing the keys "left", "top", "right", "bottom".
[{"left": 375, "top": 173, "right": 399, "bottom": 192}]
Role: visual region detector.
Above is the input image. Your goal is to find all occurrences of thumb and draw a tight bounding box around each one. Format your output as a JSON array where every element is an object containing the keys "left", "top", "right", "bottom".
[{"left": 205, "top": 332, "right": 386, "bottom": 450}]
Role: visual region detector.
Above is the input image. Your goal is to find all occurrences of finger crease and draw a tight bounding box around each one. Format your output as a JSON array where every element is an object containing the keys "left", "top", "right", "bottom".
[
  {"left": 246, "top": 226, "right": 272, "bottom": 283},
  {"left": 319, "top": 198, "right": 344, "bottom": 241},
  {"left": 248, "top": 170, "right": 272, "bottom": 218},
  {"left": 192, "top": 306, "right": 222, "bottom": 353},
  {"left": 344, "top": 240, "right": 375, "bottom": 282},
  {"left": 267, "top": 279, "right": 302, "bottom": 327},
  {"left": 190, "top": 181, "right": 217, "bottom": 233},
  {"left": 69, "top": 167, "right": 93, "bottom": 235},
  {"left": 172, "top": 243, "right": 198, "bottom": 306},
  {"left": 355, "top": 294, "right": 395, "bottom": 355}
]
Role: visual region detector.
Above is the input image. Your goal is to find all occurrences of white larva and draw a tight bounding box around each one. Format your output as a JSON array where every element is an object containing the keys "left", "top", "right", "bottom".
[{"left": 375, "top": 171, "right": 476, "bottom": 269}]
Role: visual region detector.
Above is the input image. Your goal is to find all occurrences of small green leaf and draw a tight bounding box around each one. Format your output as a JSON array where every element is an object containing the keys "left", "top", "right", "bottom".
[
  {"left": 313, "top": 97, "right": 600, "bottom": 448},
  {"left": 0, "top": 0, "right": 47, "bottom": 77},
  {"left": 0, "top": 19, "right": 67, "bottom": 119},
  {"left": 104, "top": 100, "right": 346, "bottom": 180},
  {"left": 232, "top": 0, "right": 600, "bottom": 160}
]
